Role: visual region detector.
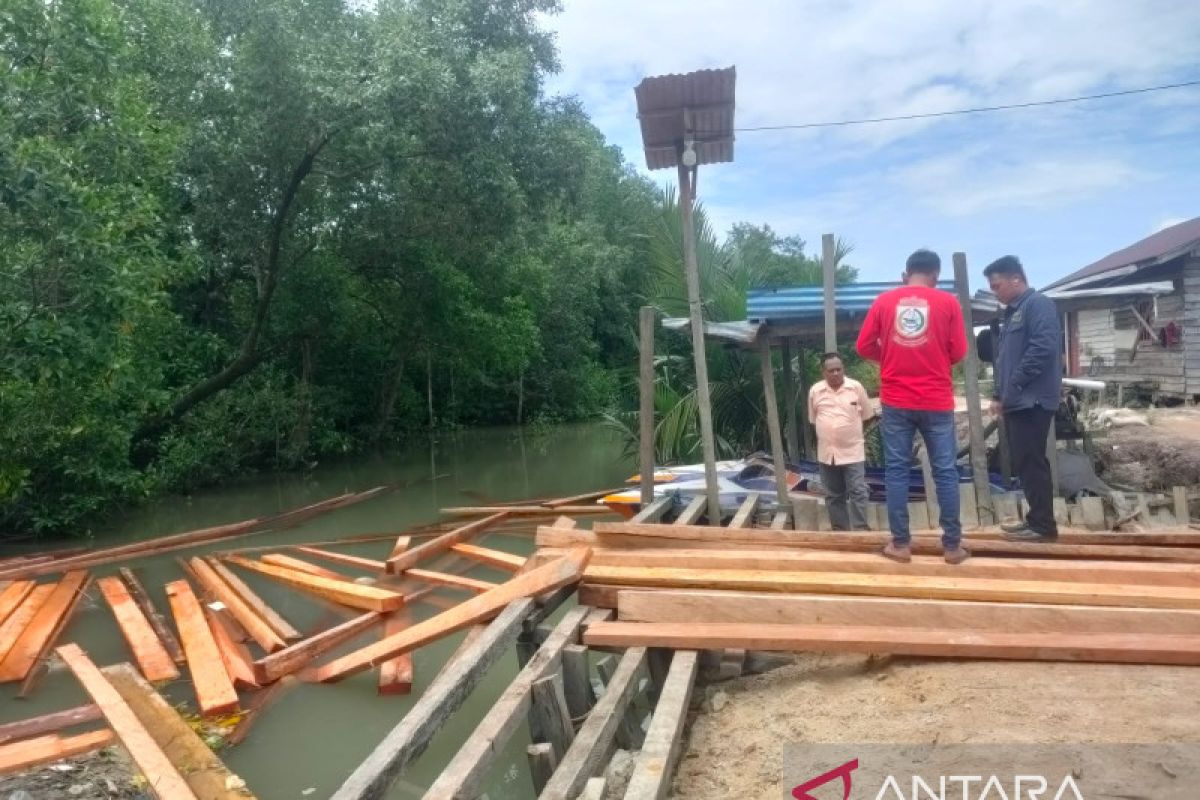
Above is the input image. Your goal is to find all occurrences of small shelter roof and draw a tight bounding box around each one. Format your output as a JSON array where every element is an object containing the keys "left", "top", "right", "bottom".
[{"left": 634, "top": 67, "right": 736, "bottom": 170}]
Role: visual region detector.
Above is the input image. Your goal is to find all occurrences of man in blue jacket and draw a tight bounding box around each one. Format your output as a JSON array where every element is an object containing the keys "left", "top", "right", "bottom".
[{"left": 985, "top": 255, "right": 1063, "bottom": 542}]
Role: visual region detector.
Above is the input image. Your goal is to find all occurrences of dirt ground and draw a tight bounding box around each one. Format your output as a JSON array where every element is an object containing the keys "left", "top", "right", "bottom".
[
  {"left": 1095, "top": 407, "right": 1200, "bottom": 492},
  {"left": 0, "top": 746, "right": 144, "bottom": 799},
  {"left": 670, "top": 653, "right": 1200, "bottom": 799}
]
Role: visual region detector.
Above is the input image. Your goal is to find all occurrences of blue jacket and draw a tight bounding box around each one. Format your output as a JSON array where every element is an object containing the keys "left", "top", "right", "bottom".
[{"left": 994, "top": 288, "right": 1062, "bottom": 411}]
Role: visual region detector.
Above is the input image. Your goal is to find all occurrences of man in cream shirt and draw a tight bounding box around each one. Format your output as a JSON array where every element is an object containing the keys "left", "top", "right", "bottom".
[{"left": 807, "top": 353, "right": 874, "bottom": 530}]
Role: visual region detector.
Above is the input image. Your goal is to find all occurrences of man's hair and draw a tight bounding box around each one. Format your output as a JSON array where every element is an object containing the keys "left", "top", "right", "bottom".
[
  {"left": 905, "top": 249, "right": 941, "bottom": 275},
  {"left": 983, "top": 255, "right": 1027, "bottom": 281},
  {"left": 819, "top": 352, "right": 843, "bottom": 368}
]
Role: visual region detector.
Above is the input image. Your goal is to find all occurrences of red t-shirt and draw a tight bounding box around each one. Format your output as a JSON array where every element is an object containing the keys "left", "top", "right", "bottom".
[{"left": 855, "top": 284, "right": 967, "bottom": 411}]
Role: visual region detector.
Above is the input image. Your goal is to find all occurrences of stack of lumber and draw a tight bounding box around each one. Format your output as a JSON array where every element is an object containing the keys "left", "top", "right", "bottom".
[{"left": 532, "top": 520, "right": 1200, "bottom": 667}]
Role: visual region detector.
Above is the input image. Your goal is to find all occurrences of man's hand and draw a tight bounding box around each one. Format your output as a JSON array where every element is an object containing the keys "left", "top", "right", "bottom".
[{"left": 988, "top": 399, "right": 1003, "bottom": 417}]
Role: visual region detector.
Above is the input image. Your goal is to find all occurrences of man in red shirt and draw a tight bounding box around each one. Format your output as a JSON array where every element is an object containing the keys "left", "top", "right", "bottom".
[{"left": 856, "top": 249, "right": 969, "bottom": 564}]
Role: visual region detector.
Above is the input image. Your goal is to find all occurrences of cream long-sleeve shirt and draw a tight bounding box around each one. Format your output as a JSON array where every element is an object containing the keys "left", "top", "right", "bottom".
[{"left": 807, "top": 377, "right": 873, "bottom": 465}]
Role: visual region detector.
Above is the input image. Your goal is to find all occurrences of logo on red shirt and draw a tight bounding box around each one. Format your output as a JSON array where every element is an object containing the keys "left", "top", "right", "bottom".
[{"left": 892, "top": 296, "right": 930, "bottom": 346}]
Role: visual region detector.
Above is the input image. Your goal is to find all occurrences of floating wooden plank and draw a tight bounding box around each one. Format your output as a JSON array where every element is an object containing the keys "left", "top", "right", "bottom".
[
  {"left": 56, "top": 644, "right": 199, "bottom": 799},
  {"left": 729, "top": 493, "right": 761, "bottom": 529},
  {"left": 449, "top": 542, "right": 525, "bottom": 571},
  {"left": 226, "top": 675, "right": 298, "bottom": 747},
  {"left": 164, "top": 580, "right": 239, "bottom": 717},
  {"left": 440, "top": 505, "right": 611, "bottom": 517},
  {"left": 0, "top": 580, "right": 36, "bottom": 626},
  {"left": 632, "top": 497, "right": 673, "bottom": 524},
  {"left": 206, "top": 558, "right": 301, "bottom": 641},
  {"left": 378, "top": 612, "right": 414, "bottom": 696},
  {"left": 329, "top": 600, "right": 534, "bottom": 800},
  {"left": 673, "top": 495, "right": 707, "bottom": 526},
  {"left": 120, "top": 568, "right": 185, "bottom": 665},
  {"left": 584, "top": 565, "right": 1200, "bottom": 610},
  {"left": 616, "top": 589, "right": 1200, "bottom": 636},
  {"left": 624, "top": 650, "right": 699, "bottom": 800},
  {"left": 260, "top": 553, "right": 349, "bottom": 580},
  {"left": 102, "top": 662, "right": 256, "bottom": 799},
  {"left": 313, "top": 549, "right": 590, "bottom": 683},
  {"left": 388, "top": 536, "right": 412, "bottom": 560},
  {"left": 0, "top": 571, "right": 90, "bottom": 683},
  {"left": 176, "top": 556, "right": 250, "bottom": 643},
  {"left": 405, "top": 568, "right": 496, "bottom": 594},
  {"left": 386, "top": 512, "right": 509, "bottom": 575},
  {"left": 96, "top": 577, "right": 180, "bottom": 683},
  {"left": 537, "top": 647, "right": 647, "bottom": 800},
  {"left": 189, "top": 557, "right": 287, "bottom": 653},
  {"left": 255, "top": 611, "right": 382, "bottom": 684},
  {"left": 585, "top": 622, "right": 1200, "bottom": 667},
  {"left": 0, "top": 705, "right": 102, "bottom": 745},
  {"left": 225, "top": 556, "right": 404, "bottom": 613},
  {"left": 0, "top": 585, "right": 54, "bottom": 665},
  {"left": 547, "top": 488, "right": 624, "bottom": 508},
  {"left": 204, "top": 607, "right": 260, "bottom": 690},
  {"left": 293, "top": 546, "right": 387, "bottom": 573},
  {"left": 0, "top": 730, "right": 115, "bottom": 777},
  {"left": 423, "top": 606, "right": 595, "bottom": 799}
]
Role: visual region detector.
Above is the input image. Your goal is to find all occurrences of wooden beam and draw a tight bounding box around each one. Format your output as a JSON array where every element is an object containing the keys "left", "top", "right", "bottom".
[
  {"left": 55, "top": 644, "right": 199, "bottom": 799},
  {"left": 119, "top": 568, "right": 185, "bottom": 665},
  {"left": 449, "top": 543, "right": 525, "bottom": 571},
  {"left": 176, "top": 556, "right": 249, "bottom": 643},
  {"left": 729, "top": 493, "right": 760, "bottom": 529},
  {"left": 255, "top": 611, "right": 382, "bottom": 685},
  {"left": 225, "top": 675, "right": 298, "bottom": 747},
  {"left": 537, "top": 647, "right": 648, "bottom": 800},
  {"left": 388, "top": 536, "right": 412, "bottom": 560},
  {"left": 292, "top": 546, "right": 386, "bottom": 573},
  {"left": 405, "top": 568, "right": 496, "bottom": 593},
  {"left": 0, "top": 571, "right": 90, "bottom": 683},
  {"left": 0, "top": 730, "right": 115, "bottom": 777},
  {"left": 673, "top": 495, "right": 707, "bottom": 526},
  {"left": 440, "top": 505, "right": 611, "bottom": 517},
  {"left": 585, "top": 622, "right": 1200, "bottom": 667},
  {"left": 822, "top": 233, "right": 837, "bottom": 352},
  {"left": 224, "top": 556, "right": 404, "bottom": 613},
  {"left": 529, "top": 673, "right": 575, "bottom": 759},
  {"left": 387, "top": 512, "right": 509, "bottom": 574},
  {"left": 422, "top": 605, "right": 596, "bottom": 799},
  {"left": 206, "top": 558, "right": 301, "bottom": 641},
  {"left": 640, "top": 305, "right": 657, "bottom": 507},
  {"left": 1175, "top": 487, "right": 1191, "bottom": 524},
  {"left": 623, "top": 650, "right": 699, "bottom": 800},
  {"left": 953, "top": 252, "right": 995, "bottom": 525},
  {"left": 261, "top": 553, "right": 349, "bottom": 580},
  {"left": 631, "top": 496, "right": 673, "bottom": 524},
  {"left": 311, "top": 549, "right": 591, "bottom": 682},
  {"left": 616, "top": 589, "right": 1200, "bottom": 636},
  {"left": 189, "top": 557, "right": 287, "bottom": 652},
  {"left": 759, "top": 335, "right": 791, "bottom": 510},
  {"left": 781, "top": 338, "right": 800, "bottom": 460},
  {"left": 0, "top": 580, "right": 35, "bottom": 626},
  {"left": 0, "top": 585, "right": 54, "bottom": 665},
  {"left": 0, "top": 705, "right": 103, "bottom": 745},
  {"left": 96, "top": 577, "right": 180, "bottom": 683},
  {"left": 164, "top": 580, "right": 239, "bottom": 717},
  {"left": 527, "top": 742, "right": 557, "bottom": 796},
  {"left": 203, "top": 607, "right": 260, "bottom": 690},
  {"left": 328, "top": 600, "right": 534, "bottom": 800},
  {"left": 378, "top": 611, "right": 414, "bottom": 696}
]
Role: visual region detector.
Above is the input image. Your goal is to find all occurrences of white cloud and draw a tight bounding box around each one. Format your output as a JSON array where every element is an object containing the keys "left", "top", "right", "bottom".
[{"left": 1154, "top": 216, "right": 1189, "bottom": 232}]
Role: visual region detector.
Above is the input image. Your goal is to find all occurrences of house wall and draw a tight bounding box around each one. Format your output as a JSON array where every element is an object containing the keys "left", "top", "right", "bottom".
[{"left": 1185, "top": 256, "right": 1200, "bottom": 396}]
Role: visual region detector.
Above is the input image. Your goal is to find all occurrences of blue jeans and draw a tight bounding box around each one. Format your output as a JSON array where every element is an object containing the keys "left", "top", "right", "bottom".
[{"left": 881, "top": 405, "right": 962, "bottom": 549}]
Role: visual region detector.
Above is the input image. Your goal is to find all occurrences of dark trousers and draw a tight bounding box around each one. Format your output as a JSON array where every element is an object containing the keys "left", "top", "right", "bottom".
[{"left": 1005, "top": 406, "right": 1057, "bottom": 535}]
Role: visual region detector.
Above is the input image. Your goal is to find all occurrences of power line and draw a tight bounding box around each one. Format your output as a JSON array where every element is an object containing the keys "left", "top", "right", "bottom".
[{"left": 734, "top": 79, "right": 1200, "bottom": 132}]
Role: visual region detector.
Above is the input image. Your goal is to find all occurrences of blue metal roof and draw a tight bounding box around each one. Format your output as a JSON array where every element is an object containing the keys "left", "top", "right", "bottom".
[{"left": 747, "top": 282, "right": 957, "bottom": 322}]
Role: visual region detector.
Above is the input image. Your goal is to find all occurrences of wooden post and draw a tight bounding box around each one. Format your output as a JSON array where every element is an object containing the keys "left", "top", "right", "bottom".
[
  {"left": 822, "top": 233, "right": 837, "bottom": 352},
  {"left": 918, "top": 446, "right": 940, "bottom": 525},
  {"left": 527, "top": 743, "right": 557, "bottom": 795},
  {"left": 1174, "top": 486, "right": 1190, "bottom": 524},
  {"left": 796, "top": 343, "right": 815, "bottom": 457},
  {"left": 758, "top": 336, "right": 791, "bottom": 515},
  {"left": 561, "top": 644, "right": 595, "bottom": 722},
  {"left": 639, "top": 306, "right": 656, "bottom": 507},
  {"left": 1047, "top": 425, "right": 1060, "bottom": 499},
  {"left": 952, "top": 253, "right": 995, "bottom": 525},
  {"left": 529, "top": 674, "right": 575, "bottom": 760},
  {"left": 781, "top": 338, "right": 800, "bottom": 461},
  {"left": 997, "top": 416, "right": 1013, "bottom": 486},
  {"left": 677, "top": 162, "right": 721, "bottom": 525}
]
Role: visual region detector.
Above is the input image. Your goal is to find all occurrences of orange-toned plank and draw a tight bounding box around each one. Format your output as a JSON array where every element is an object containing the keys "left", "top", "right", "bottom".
[
  {"left": 96, "top": 577, "right": 179, "bottom": 683},
  {"left": 0, "top": 705, "right": 103, "bottom": 745},
  {"left": 0, "top": 581, "right": 35, "bottom": 625},
  {"left": 203, "top": 607, "right": 260, "bottom": 690},
  {"left": 292, "top": 546, "right": 386, "bottom": 573},
  {"left": 254, "top": 611, "right": 382, "bottom": 684},
  {"left": 188, "top": 558, "right": 287, "bottom": 652},
  {"left": 386, "top": 512, "right": 510, "bottom": 574},
  {"left": 388, "top": 536, "right": 412, "bottom": 560},
  {"left": 449, "top": 543, "right": 525, "bottom": 571},
  {"left": 377, "top": 612, "right": 414, "bottom": 696},
  {"left": 224, "top": 556, "right": 404, "bottom": 613},
  {"left": 405, "top": 568, "right": 497, "bottom": 594},
  {"left": 55, "top": 643, "right": 199, "bottom": 798},
  {"left": 119, "top": 568, "right": 185, "bottom": 665},
  {"left": 261, "top": 553, "right": 350, "bottom": 581},
  {"left": 164, "top": 580, "right": 239, "bottom": 717},
  {"left": 205, "top": 558, "right": 301, "bottom": 641},
  {"left": 0, "top": 730, "right": 115, "bottom": 777},
  {"left": 0, "top": 585, "right": 54, "bottom": 665},
  {"left": 0, "top": 571, "right": 90, "bottom": 683},
  {"left": 311, "top": 548, "right": 590, "bottom": 682}
]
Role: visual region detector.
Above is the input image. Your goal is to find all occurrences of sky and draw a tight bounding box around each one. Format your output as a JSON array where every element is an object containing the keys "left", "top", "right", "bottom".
[{"left": 539, "top": 0, "right": 1200, "bottom": 288}]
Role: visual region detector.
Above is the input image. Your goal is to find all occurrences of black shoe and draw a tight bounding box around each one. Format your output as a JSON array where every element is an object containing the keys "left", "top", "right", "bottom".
[{"left": 1002, "top": 525, "right": 1058, "bottom": 542}]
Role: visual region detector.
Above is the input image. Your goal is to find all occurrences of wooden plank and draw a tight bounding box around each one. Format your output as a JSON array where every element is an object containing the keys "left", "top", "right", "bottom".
[
  {"left": 203, "top": 607, "right": 260, "bottom": 690},
  {"left": 673, "top": 495, "right": 707, "bottom": 526},
  {"left": 378, "top": 612, "right": 414, "bottom": 696},
  {"left": 623, "top": 650, "right": 699, "bottom": 800},
  {"left": 529, "top": 673, "right": 575, "bottom": 759},
  {"left": 1175, "top": 486, "right": 1190, "bottom": 524},
  {"left": 585, "top": 622, "right": 1200, "bottom": 667},
  {"left": 0, "top": 705, "right": 102, "bottom": 745},
  {"left": 388, "top": 536, "right": 412, "bottom": 560},
  {"left": 594, "top": 655, "right": 643, "bottom": 749},
  {"left": 616, "top": 589, "right": 1200, "bottom": 636},
  {"left": 959, "top": 482, "right": 979, "bottom": 528},
  {"left": 449, "top": 543, "right": 525, "bottom": 571},
  {"left": 120, "top": 568, "right": 186, "bottom": 665},
  {"left": 0, "top": 730, "right": 115, "bottom": 777},
  {"left": 405, "top": 568, "right": 496, "bottom": 593},
  {"left": 0, "top": 580, "right": 35, "bottom": 625},
  {"left": 225, "top": 676, "right": 298, "bottom": 747},
  {"left": 423, "top": 605, "right": 596, "bottom": 800},
  {"left": 730, "top": 493, "right": 761, "bottom": 529},
  {"left": 640, "top": 305, "right": 656, "bottom": 507},
  {"left": 176, "top": 556, "right": 250, "bottom": 643},
  {"left": 771, "top": 510, "right": 791, "bottom": 530},
  {"left": 561, "top": 644, "right": 596, "bottom": 720},
  {"left": 527, "top": 742, "right": 557, "bottom": 796},
  {"left": 206, "top": 558, "right": 301, "bottom": 641},
  {"left": 632, "top": 497, "right": 673, "bottom": 524},
  {"left": 0, "top": 571, "right": 90, "bottom": 683},
  {"left": 329, "top": 600, "right": 534, "bottom": 800},
  {"left": 189, "top": 557, "right": 287, "bottom": 652},
  {"left": 386, "top": 512, "right": 509, "bottom": 574},
  {"left": 224, "top": 555, "right": 404, "bottom": 613},
  {"left": 96, "top": 577, "right": 180, "bottom": 683},
  {"left": 440, "top": 506, "right": 610, "bottom": 517},
  {"left": 537, "top": 647, "right": 648, "bottom": 800},
  {"left": 102, "top": 662, "right": 256, "bottom": 799},
  {"left": 759, "top": 334, "right": 791, "bottom": 510},
  {"left": 164, "top": 580, "right": 240, "bottom": 717},
  {"left": 55, "top": 644, "right": 199, "bottom": 799},
  {"left": 255, "top": 611, "right": 382, "bottom": 684},
  {"left": 293, "top": 546, "right": 386, "bottom": 573},
  {"left": 919, "top": 446, "right": 940, "bottom": 526},
  {"left": 312, "top": 549, "right": 591, "bottom": 682},
  {"left": 261, "top": 553, "right": 349, "bottom": 580},
  {"left": 582, "top": 777, "right": 607, "bottom": 800},
  {"left": 0, "top": 585, "right": 54, "bottom": 665}
]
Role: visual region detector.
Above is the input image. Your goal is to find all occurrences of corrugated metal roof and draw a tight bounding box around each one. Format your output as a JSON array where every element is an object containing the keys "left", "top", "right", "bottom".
[
  {"left": 747, "top": 282, "right": 999, "bottom": 325},
  {"left": 1043, "top": 216, "right": 1200, "bottom": 291},
  {"left": 634, "top": 67, "right": 736, "bottom": 170}
]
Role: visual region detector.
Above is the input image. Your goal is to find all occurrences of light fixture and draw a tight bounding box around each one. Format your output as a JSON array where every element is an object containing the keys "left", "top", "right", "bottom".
[{"left": 681, "top": 139, "right": 697, "bottom": 167}]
